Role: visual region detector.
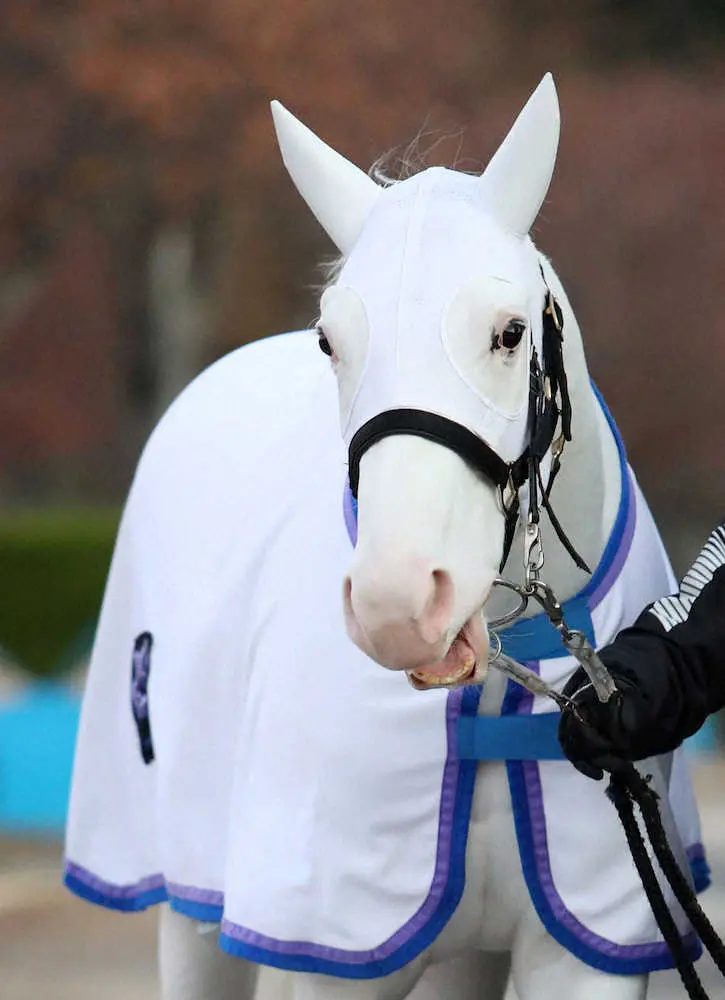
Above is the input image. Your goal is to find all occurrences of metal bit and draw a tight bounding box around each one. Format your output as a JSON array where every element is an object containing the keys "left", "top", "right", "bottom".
[
  {"left": 560, "top": 630, "right": 619, "bottom": 704},
  {"left": 487, "top": 636, "right": 588, "bottom": 722},
  {"left": 522, "top": 580, "right": 618, "bottom": 704}
]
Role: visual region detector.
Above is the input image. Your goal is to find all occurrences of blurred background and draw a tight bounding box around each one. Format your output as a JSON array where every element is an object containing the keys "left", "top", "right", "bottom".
[{"left": 1, "top": 1, "right": 725, "bottom": 997}]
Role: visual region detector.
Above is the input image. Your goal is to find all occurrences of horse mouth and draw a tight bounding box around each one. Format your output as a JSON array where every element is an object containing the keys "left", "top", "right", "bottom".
[{"left": 406, "top": 622, "right": 485, "bottom": 691}]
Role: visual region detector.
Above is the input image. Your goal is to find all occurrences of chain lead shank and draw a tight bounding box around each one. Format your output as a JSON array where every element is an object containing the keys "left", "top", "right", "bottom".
[{"left": 492, "top": 575, "right": 618, "bottom": 704}]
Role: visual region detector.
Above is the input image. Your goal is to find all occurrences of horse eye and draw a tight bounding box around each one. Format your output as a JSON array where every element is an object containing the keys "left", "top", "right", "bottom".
[
  {"left": 316, "top": 328, "right": 333, "bottom": 357},
  {"left": 500, "top": 321, "right": 525, "bottom": 351}
]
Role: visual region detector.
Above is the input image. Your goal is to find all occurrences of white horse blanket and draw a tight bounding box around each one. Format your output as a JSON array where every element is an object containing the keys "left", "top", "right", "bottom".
[{"left": 64, "top": 330, "right": 708, "bottom": 979}]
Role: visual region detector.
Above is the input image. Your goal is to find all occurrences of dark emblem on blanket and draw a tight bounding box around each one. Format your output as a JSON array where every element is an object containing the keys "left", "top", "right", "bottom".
[{"left": 131, "top": 632, "right": 155, "bottom": 764}]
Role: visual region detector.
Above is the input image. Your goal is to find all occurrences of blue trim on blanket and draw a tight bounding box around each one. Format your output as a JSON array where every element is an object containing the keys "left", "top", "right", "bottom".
[
  {"left": 170, "top": 895, "right": 224, "bottom": 922},
  {"left": 688, "top": 844, "right": 712, "bottom": 894},
  {"left": 63, "top": 870, "right": 168, "bottom": 912},
  {"left": 572, "top": 384, "right": 630, "bottom": 599},
  {"left": 218, "top": 685, "right": 483, "bottom": 977},
  {"left": 457, "top": 712, "right": 565, "bottom": 760},
  {"left": 506, "top": 753, "right": 703, "bottom": 974}
]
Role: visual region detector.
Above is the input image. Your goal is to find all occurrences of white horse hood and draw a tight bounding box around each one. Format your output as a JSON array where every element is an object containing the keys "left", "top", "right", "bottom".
[{"left": 273, "top": 74, "right": 560, "bottom": 463}]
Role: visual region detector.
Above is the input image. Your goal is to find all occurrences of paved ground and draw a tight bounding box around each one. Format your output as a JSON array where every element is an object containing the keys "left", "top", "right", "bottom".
[{"left": 1, "top": 759, "right": 724, "bottom": 999}]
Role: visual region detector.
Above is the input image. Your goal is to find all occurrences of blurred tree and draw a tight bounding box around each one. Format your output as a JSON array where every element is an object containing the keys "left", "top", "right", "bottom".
[
  {"left": 3, "top": 1, "right": 246, "bottom": 434},
  {"left": 506, "top": 1, "right": 725, "bottom": 67},
  {"left": 602, "top": 0, "right": 725, "bottom": 62},
  {"left": 2, "top": 0, "right": 725, "bottom": 543},
  {"left": 1, "top": 0, "right": 515, "bottom": 435}
]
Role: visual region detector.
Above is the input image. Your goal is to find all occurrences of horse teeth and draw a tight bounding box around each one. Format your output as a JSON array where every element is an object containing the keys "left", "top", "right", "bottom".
[{"left": 407, "top": 657, "right": 477, "bottom": 690}]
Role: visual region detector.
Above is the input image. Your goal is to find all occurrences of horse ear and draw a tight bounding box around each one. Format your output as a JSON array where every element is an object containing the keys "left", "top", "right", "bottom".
[
  {"left": 271, "top": 101, "right": 381, "bottom": 254},
  {"left": 480, "top": 73, "right": 560, "bottom": 236}
]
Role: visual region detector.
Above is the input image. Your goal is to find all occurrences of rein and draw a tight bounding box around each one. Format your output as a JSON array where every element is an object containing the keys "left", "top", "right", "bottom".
[{"left": 347, "top": 272, "right": 725, "bottom": 996}]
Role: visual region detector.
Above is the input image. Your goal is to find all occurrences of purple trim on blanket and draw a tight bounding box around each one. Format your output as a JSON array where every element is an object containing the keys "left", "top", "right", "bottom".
[
  {"left": 64, "top": 860, "right": 165, "bottom": 899},
  {"left": 513, "top": 683, "right": 693, "bottom": 960},
  {"left": 588, "top": 474, "right": 637, "bottom": 611},
  {"left": 221, "top": 688, "right": 464, "bottom": 963},
  {"left": 65, "top": 861, "right": 228, "bottom": 909}
]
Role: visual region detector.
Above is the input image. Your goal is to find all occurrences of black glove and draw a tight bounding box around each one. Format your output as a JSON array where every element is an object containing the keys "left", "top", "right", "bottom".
[
  {"left": 558, "top": 590, "right": 724, "bottom": 777},
  {"left": 557, "top": 668, "right": 652, "bottom": 780},
  {"left": 559, "top": 539, "right": 725, "bottom": 779}
]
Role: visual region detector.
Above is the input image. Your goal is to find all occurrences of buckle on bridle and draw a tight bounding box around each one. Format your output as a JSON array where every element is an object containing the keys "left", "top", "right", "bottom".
[
  {"left": 524, "top": 518, "right": 544, "bottom": 588},
  {"left": 544, "top": 289, "right": 562, "bottom": 332},
  {"left": 498, "top": 469, "right": 518, "bottom": 514}
]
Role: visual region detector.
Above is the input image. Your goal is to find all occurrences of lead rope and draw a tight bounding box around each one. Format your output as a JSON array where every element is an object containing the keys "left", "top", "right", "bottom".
[
  {"left": 605, "top": 768, "right": 710, "bottom": 1000},
  {"left": 607, "top": 763, "right": 725, "bottom": 983}
]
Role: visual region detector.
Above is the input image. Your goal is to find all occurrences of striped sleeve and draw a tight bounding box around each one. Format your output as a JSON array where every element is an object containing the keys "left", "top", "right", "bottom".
[{"left": 650, "top": 522, "right": 725, "bottom": 633}]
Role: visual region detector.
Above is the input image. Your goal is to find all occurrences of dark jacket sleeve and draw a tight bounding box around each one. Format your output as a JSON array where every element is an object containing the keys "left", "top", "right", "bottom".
[
  {"left": 559, "top": 521, "right": 725, "bottom": 770},
  {"left": 598, "top": 561, "right": 725, "bottom": 750}
]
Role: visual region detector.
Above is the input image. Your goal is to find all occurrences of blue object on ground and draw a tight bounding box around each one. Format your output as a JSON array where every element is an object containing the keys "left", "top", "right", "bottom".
[
  {"left": 685, "top": 717, "right": 718, "bottom": 754},
  {"left": 0, "top": 683, "right": 81, "bottom": 833}
]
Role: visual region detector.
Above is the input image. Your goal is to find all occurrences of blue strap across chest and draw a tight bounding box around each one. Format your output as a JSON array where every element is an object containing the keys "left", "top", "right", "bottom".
[
  {"left": 497, "top": 595, "right": 595, "bottom": 663},
  {"left": 457, "top": 713, "right": 565, "bottom": 760},
  {"left": 457, "top": 591, "right": 594, "bottom": 761}
]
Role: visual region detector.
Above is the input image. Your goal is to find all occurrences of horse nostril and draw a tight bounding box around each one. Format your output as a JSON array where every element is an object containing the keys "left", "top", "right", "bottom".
[
  {"left": 420, "top": 569, "right": 454, "bottom": 642},
  {"left": 343, "top": 563, "right": 456, "bottom": 662}
]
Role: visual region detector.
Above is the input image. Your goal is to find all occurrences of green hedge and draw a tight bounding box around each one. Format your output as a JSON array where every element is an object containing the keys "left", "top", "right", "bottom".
[{"left": 0, "top": 508, "right": 121, "bottom": 678}]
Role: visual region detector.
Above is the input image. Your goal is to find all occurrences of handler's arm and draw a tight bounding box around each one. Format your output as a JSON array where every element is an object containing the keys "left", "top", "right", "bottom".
[{"left": 558, "top": 523, "right": 725, "bottom": 779}]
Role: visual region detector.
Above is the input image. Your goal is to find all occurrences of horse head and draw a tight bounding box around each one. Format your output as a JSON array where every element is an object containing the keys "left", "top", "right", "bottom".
[{"left": 272, "top": 75, "right": 560, "bottom": 689}]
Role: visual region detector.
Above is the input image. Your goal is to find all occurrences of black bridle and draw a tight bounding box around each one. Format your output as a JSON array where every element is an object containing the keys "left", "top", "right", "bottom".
[{"left": 348, "top": 274, "right": 588, "bottom": 575}]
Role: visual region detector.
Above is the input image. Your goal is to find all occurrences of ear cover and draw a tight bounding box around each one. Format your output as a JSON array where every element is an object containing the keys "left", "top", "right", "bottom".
[
  {"left": 479, "top": 73, "right": 560, "bottom": 236},
  {"left": 271, "top": 101, "right": 381, "bottom": 254}
]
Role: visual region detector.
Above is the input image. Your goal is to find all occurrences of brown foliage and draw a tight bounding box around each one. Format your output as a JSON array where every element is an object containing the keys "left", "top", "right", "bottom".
[{"left": 1, "top": 2, "right": 725, "bottom": 554}]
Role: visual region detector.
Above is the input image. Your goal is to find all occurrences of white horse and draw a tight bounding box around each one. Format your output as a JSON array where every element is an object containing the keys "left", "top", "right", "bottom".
[{"left": 64, "top": 75, "right": 706, "bottom": 1000}]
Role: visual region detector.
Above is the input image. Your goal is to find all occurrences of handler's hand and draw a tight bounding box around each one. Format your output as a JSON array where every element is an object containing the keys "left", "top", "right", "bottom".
[{"left": 557, "top": 669, "right": 651, "bottom": 780}]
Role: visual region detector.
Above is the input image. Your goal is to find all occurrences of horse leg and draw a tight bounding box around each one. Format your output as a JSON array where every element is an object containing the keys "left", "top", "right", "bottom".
[
  {"left": 158, "top": 905, "right": 261, "bottom": 1000},
  {"left": 408, "top": 950, "right": 511, "bottom": 1000},
  {"left": 510, "top": 909, "right": 647, "bottom": 1000}
]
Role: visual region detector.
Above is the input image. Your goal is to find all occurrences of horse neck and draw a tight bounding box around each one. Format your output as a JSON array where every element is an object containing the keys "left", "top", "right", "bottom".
[{"left": 517, "top": 258, "right": 622, "bottom": 603}]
